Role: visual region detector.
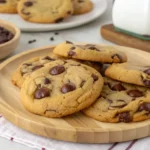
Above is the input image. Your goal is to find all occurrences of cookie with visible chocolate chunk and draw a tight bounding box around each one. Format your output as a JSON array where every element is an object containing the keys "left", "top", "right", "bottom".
[
  {"left": 72, "top": 0, "right": 93, "bottom": 15},
  {"left": 53, "top": 42, "right": 127, "bottom": 63},
  {"left": 17, "top": 0, "right": 73, "bottom": 23},
  {"left": 105, "top": 63, "right": 150, "bottom": 87},
  {"left": 21, "top": 59, "right": 104, "bottom": 118},
  {"left": 11, "top": 54, "right": 60, "bottom": 88},
  {"left": 83, "top": 77, "right": 150, "bottom": 123},
  {"left": 0, "top": 0, "right": 19, "bottom": 13}
]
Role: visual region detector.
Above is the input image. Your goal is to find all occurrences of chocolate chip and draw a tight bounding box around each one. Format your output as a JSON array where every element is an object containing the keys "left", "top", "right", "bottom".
[
  {"left": 110, "top": 104, "right": 127, "bottom": 109},
  {"left": 139, "top": 102, "right": 150, "bottom": 111},
  {"left": 24, "top": 1, "right": 33, "bottom": 7},
  {"left": 78, "top": 0, "right": 84, "bottom": 2},
  {"left": 70, "top": 47, "right": 76, "bottom": 51},
  {"left": 23, "top": 63, "right": 32, "bottom": 66},
  {"left": 34, "top": 87, "right": 50, "bottom": 99},
  {"left": 50, "top": 37, "right": 54, "bottom": 41},
  {"left": 28, "top": 39, "right": 36, "bottom": 44},
  {"left": 61, "top": 83, "right": 76, "bottom": 94},
  {"left": 66, "top": 41, "right": 73, "bottom": 44},
  {"left": 55, "top": 18, "right": 64, "bottom": 23},
  {"left": 144, "top": 68, "right": 150, "bottom": 75},
  {"left": 80, "top": 80, "right": 85, "bottom": 87},
  {"left": 118, "top": 112, "right": 132, "bottom": 122},
  {"left": 111, "top": 83, "right": 126, "bottom": 91},
  {"left": 37, "top": 84, "right": 41, "bottom": 89},
  {"left": 143, "top": 80, "right": 150, "bottom": 86},
  {"left": 32, "top": 65, "right": 44, "bottom": 71},
  {"left": 67, "top": 11, "right": 72, "bottom": 14},
  {"left": 68, "top": 51, "right": 76, "bottom": 56},
  {"left": 44, "top": 78, "right": 51, "bottom": 84},
  {"left": 112, "top": 54, "right": 122, "bottom": 62},
  {"left": 85, "top": 44, "right": 100, "bottom": 51},
  {"left": 50, "top": 65, "right": 65, "bottom": 75},
  {"left": 127, "top": 90, "right": 143, "bottom": 97},
  {"left": 91, "top": 74, "right": 98, "bottom": 81},
  {"left": 43, "top": 56, "right": 55, "bottom": 61},
  {"left": 0, "top": 0, "right": 6, "bottom": 3}
]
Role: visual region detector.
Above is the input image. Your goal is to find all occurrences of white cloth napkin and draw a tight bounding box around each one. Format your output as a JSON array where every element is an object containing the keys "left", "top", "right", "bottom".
[{"left": 0, "top": 116, "right": 149, "bottom": 150}]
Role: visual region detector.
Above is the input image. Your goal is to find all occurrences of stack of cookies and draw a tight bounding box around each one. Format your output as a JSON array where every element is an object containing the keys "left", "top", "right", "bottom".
[
  {"left": 0, "top": 0, "right": 93, "bottom": 23},
  {"left": 11, "top": 41, "right": 150, "bottom": 123}
]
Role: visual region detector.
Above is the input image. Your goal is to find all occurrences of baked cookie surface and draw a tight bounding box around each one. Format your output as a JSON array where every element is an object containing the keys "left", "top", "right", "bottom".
[
  {"left": 17, "top": 0, "right": 73, "bottom": 23},
  {"left": 53, "top": 42, "right": 127, "bottom": 63},
  {"left": 72, "top": 0, "right": 93, "bottom": 15},
  {"left": 83, "top": 77, "right": 150, "bottom": 123},
  {"left": 21, "top": 59, "right": 104, "bottom": 118},
  {"left": 105, "top": 63, "right": 150, "bottom": 87},
  {"left": 0, "top": 0, "right": 19, "bottom": 13}
]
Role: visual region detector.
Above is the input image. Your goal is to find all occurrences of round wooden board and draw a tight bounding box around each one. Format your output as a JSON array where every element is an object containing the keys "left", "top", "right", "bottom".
[{"left": 0, "top": 45, "right": 150, "bottom": 144}]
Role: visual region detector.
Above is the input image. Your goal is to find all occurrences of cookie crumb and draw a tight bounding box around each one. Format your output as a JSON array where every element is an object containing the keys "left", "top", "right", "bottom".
[
  {"left": 50, "top": 37, "right": 54, "bottom": 41},
  {"left": 28, "top": 39, "right": 36, "bottom": 44},
  {"left": 54, "top": 32, "right": 59, "bottom": 35}
]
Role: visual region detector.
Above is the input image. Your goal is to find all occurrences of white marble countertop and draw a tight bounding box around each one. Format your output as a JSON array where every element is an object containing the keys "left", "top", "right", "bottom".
[{"left": 0, "top": 0, "right": 113, "bottom": 149}]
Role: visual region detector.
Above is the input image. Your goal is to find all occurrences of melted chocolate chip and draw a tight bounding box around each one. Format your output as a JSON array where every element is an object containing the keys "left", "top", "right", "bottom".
[
  {"left": 112, "top": 54, "right": 122, "bottom": 62},
  {"left": 24, "top": 1, "right": 33, "bottom": 7},
  {"left": 127, "top": 90, "right": 143, "bottom": 97},
  {"left": 118, "top": 112, "right": 132, "bottom": 122},
  {"left": 55, "top": 18, "right": 64, "bottom": 23},
  {"left": 34, "top": 87, "right": 50, "bottom": 99},
  {"left": 0, "top": 0, "right": 6, "bottom": 3},
  {"left": 144, "top": 68, "right": 150, "bottom": 75},
  {"left": 139, "top": 102, "right": 150, "bottom": 112},
  {"left": 111, "top": 83, "right": 126, "bottom": 91},
  {"left": 143, "top": 80, "right": 150, "bottom": 86},
  {"left": 32, "top": 65, "right": 44, "bottom": 71},
  {"left": 50, "top": 65, "right": 65, "bottom": 75},
  {"left": 61, "top": 83, "right": 76, "bottom": 93},
  {"left": 43, "top": 56, "right": 55, "bottom": 61},
  {"left": 80, "top": 80, "right": 85, "bottom": 87},
  {"left": 91, "top": 74, "right": 98, "bottom": 81},
  {"left": 68, "top": 51, "right": 76, "bottom": 56},
  {"left": 66, "top": 41, "right": 73, "bottom": 44},
  {"left": 44, "top": 78, "right": 51, "bottom": 84},
  {"left": 85, "top": 44, "right": 100, "bottom": 51},
  {"left": 70, "top": 47, "right": 76, "bottom": 50},
  {"left": 67, "top": 11, "right": 72, "bottom": 14}
]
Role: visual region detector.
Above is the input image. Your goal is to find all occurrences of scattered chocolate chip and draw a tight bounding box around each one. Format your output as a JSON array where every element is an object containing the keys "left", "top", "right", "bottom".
[
  {"left": 34, "top": 87, "right": 50, "bottom": 99},
  {"left": 143, "top": 80, "right": 150, "bottom": 86},
  {"left": 43, "top": 56, "right": 55, "bottom": 61},
  {"left": 118, "top": 112, "right": 132, "bottom": 122},
  {"left": 0, "top": 0, "right": 6, "bottom": 3},
  {"left": 24, "top": 1, "right": 33, "bottom": 7},
  {"left": 80, "top": 80, "right": 85, "bottom": 87},
  {"left": 70, "top": 47, "right": 76, "bottom": 51},
  {"left": 50, "top": 37, "right": 54, "bottom": 41},
  {"left": 91, "top": 74, "right": 98, "bottom": 81},
  {"left": 127, "top": 90, "right": 143, "bottom": 97},
  {"left": 85, "top": 44, "right": 100, "bottom": 51},
  {"left": 66, "top": 41, "right": 73, "bottom": 44},
  {"left": 112, "top": 54, "right": 122, "bottom": 62},
  {"left": 138, "top": 102, "right": 150, "bottom": 112},
  {"left": 28, "top": 39, "right": 36, "bottom": 44},
  {"left": 111, "top": 83, "right": 126, "bottom": 91},
  {"left": 32, "top": 65, "right": 44, "bottom": 71},
  {"left": 55, "top": 18, "right": 64, "bottom": 23},
  {"left": 23, "top": 63, "right": 32, "bottom": 66},
  {"left": 144, "top": 68, "right": 150, "bottom": 75},
  {"left": 68, "top": 51, "right": 76, "bottom": 56},
  {"left": 50, "top": 65, "right": 65, "bottom": 75},
  {"left": 44, "top": 78, "right": 51, "bottom": 84},
  {"left": 0, "top": 26, "right": 14, "bottom": 44},
  {"left": 54, "top": 32, "right": 59, "bottom": 35},
  {"left": 61, "top": 83, "right": 76, "bottom": 94}
]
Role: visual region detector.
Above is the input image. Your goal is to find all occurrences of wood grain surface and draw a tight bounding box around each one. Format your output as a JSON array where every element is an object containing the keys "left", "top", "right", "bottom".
[
  {"left": 0, "top": 45, "right": 150, "bottom": 143},
  {"left": 101, "top": 24, "right": 150, "bottom": 52}
]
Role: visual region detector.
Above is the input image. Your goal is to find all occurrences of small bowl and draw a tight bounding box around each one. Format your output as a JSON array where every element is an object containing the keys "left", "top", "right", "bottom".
[{"left": 0, "top": 19, "right": 20, "bottom": 59}]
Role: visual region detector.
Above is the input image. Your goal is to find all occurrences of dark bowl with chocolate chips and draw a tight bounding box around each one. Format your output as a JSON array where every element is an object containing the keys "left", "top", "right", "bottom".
[{"left": 0, "top": 19, "right": 20, "bottom": 59}]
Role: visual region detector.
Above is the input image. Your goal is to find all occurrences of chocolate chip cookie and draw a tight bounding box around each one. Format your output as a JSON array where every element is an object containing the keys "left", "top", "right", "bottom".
[
  {"left": 83, "top": 77, "right": 150, "bottom": 123},
  {"left": 105, "top": 63, "right": 150, "bottom": 87},
  {"left": 12, "top": 54, "right": 60, "bottom": 88},
  {"left": 53, "top": 42, "right": 127, "bottom": 63},
  {"left": 21, "top": 59, "right": 104, "bottom": 118},
  {"left": 72, "top": 0, "right": 93, "bottom": 15},
  {"left": 17, "top": 0, "right": 73, "bottom": 23},
  {"left": 0, "top": 0, "right": 19, "bottom": 13}
]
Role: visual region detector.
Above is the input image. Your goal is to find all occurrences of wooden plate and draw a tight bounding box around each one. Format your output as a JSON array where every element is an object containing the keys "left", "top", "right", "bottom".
[{"left": 0, "top": 45, "right": 150, "bottom": 144}]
